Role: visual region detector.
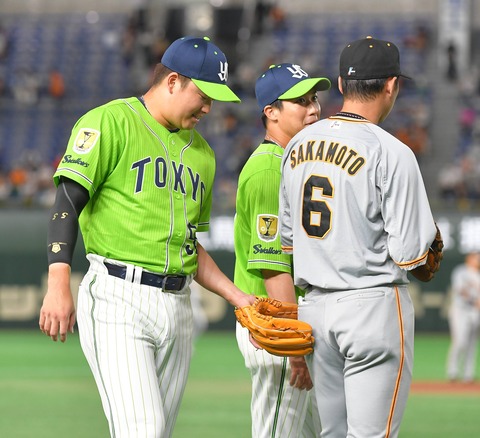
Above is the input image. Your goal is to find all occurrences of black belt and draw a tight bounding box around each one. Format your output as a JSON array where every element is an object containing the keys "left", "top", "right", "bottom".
[{"left": 104, "top": 262, "right": 187, "bottom": 291}]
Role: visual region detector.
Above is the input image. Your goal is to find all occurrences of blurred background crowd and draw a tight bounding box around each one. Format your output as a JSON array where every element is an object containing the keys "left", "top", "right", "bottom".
[{"left": 0, "top": 0, "right": 480, "bottom": 215}]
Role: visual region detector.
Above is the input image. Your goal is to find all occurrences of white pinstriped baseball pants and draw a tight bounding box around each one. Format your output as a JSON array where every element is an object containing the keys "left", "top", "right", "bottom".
[
  {"left": 236, "top": 322, "right": 321, "bottom": 438},
  {"left": 77, "top": 254, "right": 194, "bottom": 438}
]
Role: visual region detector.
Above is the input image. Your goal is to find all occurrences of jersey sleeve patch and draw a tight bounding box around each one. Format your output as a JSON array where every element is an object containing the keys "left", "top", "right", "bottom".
[
  {"left": 257, "top": 214, "right": 279, "bottom": 242},
  {"left": 73, "top": 128, "right": 100, "bottom": 154}
]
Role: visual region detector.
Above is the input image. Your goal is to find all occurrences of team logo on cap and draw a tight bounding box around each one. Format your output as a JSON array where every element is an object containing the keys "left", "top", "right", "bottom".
[
  {"left": 257, "top": 214, "right": 278, "bottom": 242},
  {"left": 218, "top": 61, "right": 229, "bottom": 82},
  {"left": 73, "top": 128, "right": 100, "bottom": 154},
  {"left": 287, "top": 64, "right": 308, "bottom": 79}
]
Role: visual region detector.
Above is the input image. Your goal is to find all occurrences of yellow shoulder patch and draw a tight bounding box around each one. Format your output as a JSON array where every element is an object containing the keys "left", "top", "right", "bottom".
[
  {"left": 73, "top": 128, "right": 100, "bottom": 154},
  {"left": 257, "top": 214, "right": 278, "bottom": 242}
]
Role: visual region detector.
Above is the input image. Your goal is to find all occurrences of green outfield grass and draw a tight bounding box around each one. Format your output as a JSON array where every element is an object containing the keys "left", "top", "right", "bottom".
[{"left": 0, "top": 330, "right": 478, "bottom": 437}]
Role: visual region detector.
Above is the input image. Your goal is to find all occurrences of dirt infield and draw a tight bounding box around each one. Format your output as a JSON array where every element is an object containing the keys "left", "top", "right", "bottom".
[{"left": 411, "top": 381, "right": 480, "bottom": 394}]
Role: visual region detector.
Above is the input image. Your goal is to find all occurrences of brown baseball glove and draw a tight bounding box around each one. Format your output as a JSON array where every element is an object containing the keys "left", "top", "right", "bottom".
[
  {"left": 410, "top": 224, "right": 444, "bottom": 282},
  {"left": 234, "top": 297, "right": 314, "bottom": 357}
]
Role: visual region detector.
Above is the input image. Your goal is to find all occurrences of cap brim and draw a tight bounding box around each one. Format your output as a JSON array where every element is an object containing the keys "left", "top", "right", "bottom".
[
  {"left": 192, "top": 78, "right": 241, "bottom": 102},
  {"left": 278, "top": 77, "right": 331, "bottom": 100}
]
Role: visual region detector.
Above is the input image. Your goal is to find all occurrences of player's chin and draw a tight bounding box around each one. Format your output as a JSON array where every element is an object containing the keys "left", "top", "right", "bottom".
[
  {"left": 182, "top": 119, "right": 199, "bottom": 130},
  {"left": 185, "top": 115, "right": 202, "bottom": 129},
  {"left": 305, "top": 118, "right": 318, "bottom": 127}
]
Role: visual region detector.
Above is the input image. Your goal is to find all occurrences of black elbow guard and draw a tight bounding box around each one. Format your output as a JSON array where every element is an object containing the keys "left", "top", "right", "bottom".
[
  {"left": 47, "top": 178, "right": 89, "bottom": 265},
  {"left": 47, "top": 211, "right": 78, "bottom": 265}
]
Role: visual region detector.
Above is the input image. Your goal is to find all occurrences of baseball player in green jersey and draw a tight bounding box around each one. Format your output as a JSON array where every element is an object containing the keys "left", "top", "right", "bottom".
[
  {"left": 39, "top": 36, "right": 254, "bottom": 438},
  {"left": 234, "top": 63, "right": 330, "bottom": 438},
  {"left": 279, "top": 37, "right": 442, "bottom": 438}
]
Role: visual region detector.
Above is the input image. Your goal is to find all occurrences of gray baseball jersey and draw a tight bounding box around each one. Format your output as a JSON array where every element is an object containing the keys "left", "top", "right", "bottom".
[
  {"left": 280, "top": 115, "right": 437, "bottom": 291},
  {"left": 446, "top": 262, "right": 480, "bottom": 381},
  {"left": 279, "top": 113, "right": 437, "bottom": 437}
]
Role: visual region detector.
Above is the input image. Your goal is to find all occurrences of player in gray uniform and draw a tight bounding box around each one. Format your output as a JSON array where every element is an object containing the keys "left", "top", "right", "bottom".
[
  {"left": 279, "top": 37, "right": 441, "bottom": 437},
  {"left": 446, "top": 252, "right": 480, "bottom": 383}
]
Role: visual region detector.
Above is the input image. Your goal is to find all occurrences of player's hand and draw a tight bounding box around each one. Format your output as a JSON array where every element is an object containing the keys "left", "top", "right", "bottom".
[
  {"left": 249, "top": 332, "right": 263, "bottom": 350},
  {"left": 39, "top": 263, "right": 76, "bottom": 343},
  {"left": 289, "top": 356, "right": 313, "bottom": 390},
  {"left": 39, "top": 289, "right": 76, "bottom": 342},
  {"left": 234, "top": 292, "right": 256, "bottom": 309}
]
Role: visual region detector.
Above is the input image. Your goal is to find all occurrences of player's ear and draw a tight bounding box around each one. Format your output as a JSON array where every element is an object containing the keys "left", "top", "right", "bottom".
[
  {"left": 166, "top": 72, "right": 180, "bottom": 94},
  {"left": 263, "top": 104, "right": 279, "bottom": 122},
  {"left": 337, "top": 76, "right": 344, "bottom": 95},
  {"left": 385, "top": 76, "right": 398, "bottom": 96}
]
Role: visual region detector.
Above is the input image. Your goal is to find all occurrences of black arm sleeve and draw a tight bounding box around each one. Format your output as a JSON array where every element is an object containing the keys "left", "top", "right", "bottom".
[{"left": 47, "top": 177, "right": 90, "bottom": 265}]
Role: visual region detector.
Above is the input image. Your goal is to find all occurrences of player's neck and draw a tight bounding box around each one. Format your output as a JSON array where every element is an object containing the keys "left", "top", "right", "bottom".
[
  {"left": 340, "top": 102, "right": 381, "bottom": 124},
  {"left": 264, "top": 130, "right": 289, "bottom": 149}
]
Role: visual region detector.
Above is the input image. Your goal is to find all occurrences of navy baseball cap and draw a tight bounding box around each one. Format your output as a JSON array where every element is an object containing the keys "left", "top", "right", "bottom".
[
  {"left": 255, "top": 63, "right": 331, "bottom": 110},
  {"left": 339, "top": 36, "right": 412, "bottom": 80},
  {"left": 161, "top": 36, "right": 240, "bottom": 102}
]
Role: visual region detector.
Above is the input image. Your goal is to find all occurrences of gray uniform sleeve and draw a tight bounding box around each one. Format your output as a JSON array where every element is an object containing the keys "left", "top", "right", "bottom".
[
  {"left": 380, "top": 140, "right": 436, "bottom": 269},
  {"left": 279, "top": 158, "right": 293, "bottom": 254}
]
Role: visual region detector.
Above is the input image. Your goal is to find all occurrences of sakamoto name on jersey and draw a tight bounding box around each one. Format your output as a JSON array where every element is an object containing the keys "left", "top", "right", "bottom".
[{"left": 289, "top": 140, "right": 366, "bottom": 175}]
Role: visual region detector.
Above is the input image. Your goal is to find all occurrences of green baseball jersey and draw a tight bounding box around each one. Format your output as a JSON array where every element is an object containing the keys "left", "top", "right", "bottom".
[
  {"left": 54, "top": 97, "right": 215, "bottom": 275},
  {"left": 234, "top": 141, "right": 301, "bottom": 298}
]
